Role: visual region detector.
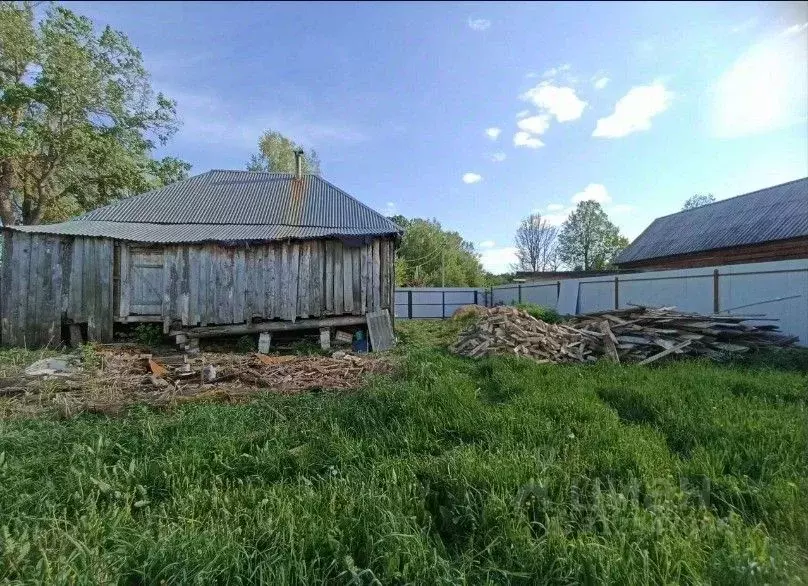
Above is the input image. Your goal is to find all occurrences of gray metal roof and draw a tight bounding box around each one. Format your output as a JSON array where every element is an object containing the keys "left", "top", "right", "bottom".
[
  {"left": 8, "top": 221, "right": 396, "bottom": 243},
  {"left": 616, "top": 177, "right": 808, "bottom": 265},
  {"left": 5, "top": 170, "right": 400, "bottom": 243}
]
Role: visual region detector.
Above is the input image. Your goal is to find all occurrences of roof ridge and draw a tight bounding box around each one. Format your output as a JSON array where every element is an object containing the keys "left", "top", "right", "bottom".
[{"left": 653, "top": 176, "right": 808, "bottom": 221}]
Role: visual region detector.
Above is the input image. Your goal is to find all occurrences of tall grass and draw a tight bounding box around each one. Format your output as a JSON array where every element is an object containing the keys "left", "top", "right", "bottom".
[{"left": 1, "top": 325, "right": 806, "bottom": 583}]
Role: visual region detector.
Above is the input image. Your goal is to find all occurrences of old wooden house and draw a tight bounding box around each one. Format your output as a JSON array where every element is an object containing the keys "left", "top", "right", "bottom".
[{"left": 0, "top": 163, "right": 401, "bottom": 347}]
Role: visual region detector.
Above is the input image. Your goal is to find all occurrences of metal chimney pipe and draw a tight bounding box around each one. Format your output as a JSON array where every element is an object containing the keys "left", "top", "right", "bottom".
[{"left": 294, "top": 150, "right": 304, "bottom": 179}]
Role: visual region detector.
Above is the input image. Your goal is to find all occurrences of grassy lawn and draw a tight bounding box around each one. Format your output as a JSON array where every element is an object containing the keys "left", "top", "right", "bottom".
[{"left": 1, "top": 321, "right": 807, "bottom": 584}]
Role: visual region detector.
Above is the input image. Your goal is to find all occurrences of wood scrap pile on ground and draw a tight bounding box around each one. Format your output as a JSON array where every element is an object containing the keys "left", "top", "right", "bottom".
[
  {"left": 1, "top": 348, "right": 392, "bottom": 417},
  {"left": 449, "top": 305, "right": 797, "bottom": 365}
]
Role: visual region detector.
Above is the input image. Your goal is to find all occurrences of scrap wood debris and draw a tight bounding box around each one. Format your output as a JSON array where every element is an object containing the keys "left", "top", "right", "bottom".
[
  {"left": 449, "top": 305, "right": 797, "bottom": 364},
  {"left": 2, "top": 348, "right": 392, "bottom": 417}
]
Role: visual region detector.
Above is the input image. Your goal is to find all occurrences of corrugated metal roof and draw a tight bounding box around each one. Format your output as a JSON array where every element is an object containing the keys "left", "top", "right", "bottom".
[
  {"left": 7, "top": 222, "right": 396, "bottom": 243},
  {"left": 78, "top": 170, "right": 399, "bottom": 230},
  {"left": 616, "top": 177, "right": 808, "bottom": 264},
  {"left": 4, "top": 170, "right": 401, "bottom": 243}
]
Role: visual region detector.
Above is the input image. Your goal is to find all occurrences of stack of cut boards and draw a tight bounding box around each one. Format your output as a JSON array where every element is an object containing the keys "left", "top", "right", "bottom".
[{"left": 449, "top": 306, "right": 797, "bottom": 365}]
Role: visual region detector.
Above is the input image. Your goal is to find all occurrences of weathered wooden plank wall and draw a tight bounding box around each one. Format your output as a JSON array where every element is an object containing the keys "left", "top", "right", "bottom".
[
  {"left": 119, "top": 237, "right": 396, "bottom": 330},
  {"left": 0, "top": 231, "right": 114, "bottom": 347},
  {"left": 0, "top": 231, "right": 395, "bottom": 347}
]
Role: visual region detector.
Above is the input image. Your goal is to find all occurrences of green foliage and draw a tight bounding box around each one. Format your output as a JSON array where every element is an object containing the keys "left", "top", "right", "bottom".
[
  {"left": 0, "top": 2, "right": 188, "bottom": 225},
  {"left": 394, "top": 216, "right": 486, "bottom": 287},
  {"left": 513, "top": 302, "right": 562, "bottom": 323},
  {"left": 79, "top": 343, "right": 101, "bottom": 371},
  {"left": 558, "top": 201, "right": 629, "bottom": 270},
  {"left": 0, "top": 323, "right": 806, "bottom": 583},
  {"left": 682, "top": 193, "right": 716, "bottom": 211},
  {"left": 134, "top": 324, "right": 163, "bottom": 347},
  {"left": 247, "top": 130, "right": 321, "bottom": 175},
  {"left": 236, "top": 335, "right": 255, "bottom": 353}
]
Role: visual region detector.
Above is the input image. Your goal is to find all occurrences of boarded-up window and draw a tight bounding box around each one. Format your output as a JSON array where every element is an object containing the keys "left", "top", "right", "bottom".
[{"left": 130, "top": 250, "right": 163, "bottom": 315}]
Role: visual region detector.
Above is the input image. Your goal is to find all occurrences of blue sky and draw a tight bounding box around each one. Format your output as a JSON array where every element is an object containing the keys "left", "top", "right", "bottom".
[{"left": 63, "top": 1, "right": 808, "bottom": 272}]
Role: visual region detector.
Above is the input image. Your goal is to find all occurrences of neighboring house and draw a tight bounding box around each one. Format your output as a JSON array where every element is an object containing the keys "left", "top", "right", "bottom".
[
  {"left": 615, "top": 177, "right": 808, "bottom": 270},
  {"left": 1, "top": 160, "right": 401, "bottom": 347}
]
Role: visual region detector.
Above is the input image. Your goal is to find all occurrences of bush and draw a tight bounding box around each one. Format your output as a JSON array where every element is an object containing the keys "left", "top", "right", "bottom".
[
  {"left": 134, "top": 324, "right": 164, "bottom": 347},
  {"left": 513, "top": 302, "right": 562, "bottom": 323}
]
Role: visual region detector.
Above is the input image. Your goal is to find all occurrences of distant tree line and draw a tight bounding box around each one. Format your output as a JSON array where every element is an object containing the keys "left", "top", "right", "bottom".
[{"left": 513, "top": 201, "right": 628, "bottom": 273}]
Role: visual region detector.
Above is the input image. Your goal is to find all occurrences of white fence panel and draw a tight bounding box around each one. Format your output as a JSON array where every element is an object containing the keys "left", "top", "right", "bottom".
[
  {"left": 618, "top": 273, "right": 714, "bottom": 314},
  {"left": 492, "top": 285, "right": 521, "bottom": 306},
  {"left": 521, "top": 283, "right": 559, "bottom": 307},
  {"left": 395, "top": 287, "right": 485, "bottom": 319},
  {"left": 577, "top": 280, "right": 615, "bottom": 313}
]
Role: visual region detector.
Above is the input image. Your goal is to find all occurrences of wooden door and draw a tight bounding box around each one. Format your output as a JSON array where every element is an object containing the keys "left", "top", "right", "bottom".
[{"left": 129, "top": 250, "right": 164, "bottom": 315}]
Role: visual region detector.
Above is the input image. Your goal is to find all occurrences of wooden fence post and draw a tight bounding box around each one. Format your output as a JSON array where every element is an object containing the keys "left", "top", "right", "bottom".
[
  {"left": 614, "top": 276, "right": 619, "bottom": 310},
  {"left": 713, "top": 269, "right": 720, "bottom": 313},
  {"left": 441, "top": 291, "right": 446, "bottom": 319},
  {"left": 407, "top": 290, "right": 413, "bottom": 319},
  {"left": 518, "top": 284, "right": 522, "bottom": 303}
]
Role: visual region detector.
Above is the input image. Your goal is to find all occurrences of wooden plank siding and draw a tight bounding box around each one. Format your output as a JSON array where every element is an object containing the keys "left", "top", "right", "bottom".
[{"left": 0, "top": 231, "right": 396, "bottom": 347}]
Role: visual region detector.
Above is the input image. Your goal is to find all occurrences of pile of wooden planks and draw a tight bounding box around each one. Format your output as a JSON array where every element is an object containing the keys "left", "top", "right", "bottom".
[
  {"left": 449, "top": 306, "right": 600, "bottom": 363},
  {"left": 449, "top": 305, "right": 797, "bottom": 365}
]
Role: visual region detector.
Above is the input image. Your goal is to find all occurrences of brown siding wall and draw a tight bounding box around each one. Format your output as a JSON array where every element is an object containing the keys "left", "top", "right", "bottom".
[{"left": 617, "top": 236, "right": 808, "bottom": 271}]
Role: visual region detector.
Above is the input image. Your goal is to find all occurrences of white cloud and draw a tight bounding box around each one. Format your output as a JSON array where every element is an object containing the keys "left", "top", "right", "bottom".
[
  {"left": 516, "top": 109, "right": 531, "bottom": 119},
  {"left": 571, "top": 183, "right": 611, "bottom": 204},
  {"left": 479, "top": 240, "right": 496, "bottom": 249},
  {"left": 491, "top": 152, "right": 507, "bottom": 162},
  {"left": 592, "top": 82, "right": 672, "bottom": 138},
  {"left": 383, "top": 202, "right": 397, "bottom": 215},
  {"left": 479, "top": 246, "right": 518, "bottom": 274},
  {"left": 485, "top": 127, "right": 502, "bottom": 140},
  {"left": 516, "top": 114, "right": 551, "bottom": 135},
  {"left": 546, "top": 203, "right": 565, "bottom": 211},
  {"left": 783, "top": 22, "right": 807, "bottom": 36},
  {"left": 468, "top": 17, "right": 491, "bottom": 31},
  {"left": 513, "top": 131, "right": 544, "bottom": 148},
  {"left": 543, "top": 212, "right": 571, "bottom": 226},
  {"left": 521, "top": 82, "right": 587, "bottom": 122},
  {"left": 709, "top": 25, "right": 807, "bottom": 137},
  {"left": 593, "top": 76, "right": 610, "bottom": 90},
  {"left": 542, "top": 63, "right": 571, "bottom": 79},
  {"left": 462, "top": 172, "right": 482, "bottom": 184}
]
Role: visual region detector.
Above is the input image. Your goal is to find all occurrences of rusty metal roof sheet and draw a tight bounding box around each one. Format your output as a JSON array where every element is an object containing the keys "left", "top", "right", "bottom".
[
  {"left": 7, "top": 221, "right": 396, "bottom": 243},
  {"left": 5, "top": 170, "right": 401, "bottom": 243},
  {"left": 615, "top": 177, "right": 808, "bottom": 265}
]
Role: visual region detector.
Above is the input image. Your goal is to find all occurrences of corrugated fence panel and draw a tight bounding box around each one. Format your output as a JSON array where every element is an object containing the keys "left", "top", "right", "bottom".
[
  {"left": 577, "top": 280, "right": 616, "bottom": 313},
  {"left": 520, "top": 283, "right": 560, "bottom": 307},
  {"left": 618, "top": 274, "right": 714, "bottom": 314}
]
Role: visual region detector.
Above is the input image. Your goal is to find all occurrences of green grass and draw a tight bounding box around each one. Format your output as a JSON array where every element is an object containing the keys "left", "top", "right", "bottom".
[
  {"left": 1, "top": 325, "right": 807, "bottom": 584},
  {"left": 512, "top": 303, "right": 562, "bottom": 324}
]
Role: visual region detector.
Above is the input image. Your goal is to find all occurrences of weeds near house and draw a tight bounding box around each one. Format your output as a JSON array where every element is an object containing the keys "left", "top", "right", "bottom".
[
  {"left": 134, "top": 324, "right": 164, "bottom": 347},
  {"left": 0, "top": 322, "right": 806, "bottom": 583},
  {"left": 512, "top": 302, "right": 562, "bottom": 323}
]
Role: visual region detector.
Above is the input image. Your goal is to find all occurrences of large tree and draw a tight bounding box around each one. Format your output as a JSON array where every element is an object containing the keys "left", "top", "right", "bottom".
[
  {"left": 0, "top": 2, "right": 185, "bottom": 225},
  {"left": 557, "top": 201, "right": 628, "bottom": 270},
  {"left": 681, "top": 193, "right": 715, "bottom": 210},
  {"left": 247, "top": 130, "right": 321, "bottom": 175},
  {"left": 391, "top": 215, "right": 486, "bottom": 287},
  {"left": 513, "top": 213, "right": 559, "bottom": 272}
]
